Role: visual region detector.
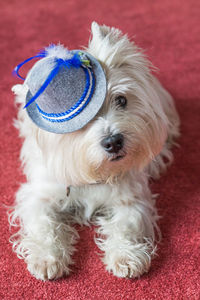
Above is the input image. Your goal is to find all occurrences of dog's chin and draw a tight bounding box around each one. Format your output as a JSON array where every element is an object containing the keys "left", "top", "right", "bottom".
[{"left": 88, "top": 152, "right": 132, "bottom": 185}]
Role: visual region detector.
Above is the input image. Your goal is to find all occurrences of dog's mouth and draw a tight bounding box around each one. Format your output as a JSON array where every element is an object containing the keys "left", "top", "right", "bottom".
[
  {"left": 111, "top": 155, "right": 125, "bottom": 162},
  {"left": 110, "top": 153, "right": 126, "bottom": 162}
]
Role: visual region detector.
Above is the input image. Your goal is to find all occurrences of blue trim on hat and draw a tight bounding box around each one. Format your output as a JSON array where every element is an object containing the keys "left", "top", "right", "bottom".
[
  {"left": 36, "top": 66, "right": 90, "bottom": 117},
  {"left": 41, "top": 68, "right": 95, "bottom": 123}
]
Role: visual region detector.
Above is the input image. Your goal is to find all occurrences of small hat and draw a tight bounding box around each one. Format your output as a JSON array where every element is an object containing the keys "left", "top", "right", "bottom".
[{"left": 13, "top": 44, "right": 107, "bottom": 134}]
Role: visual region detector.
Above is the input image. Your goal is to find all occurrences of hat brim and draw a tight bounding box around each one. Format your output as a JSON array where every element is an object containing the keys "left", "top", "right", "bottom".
[{"left": 25, "top": 51, "right": 107, "bottom": 134}]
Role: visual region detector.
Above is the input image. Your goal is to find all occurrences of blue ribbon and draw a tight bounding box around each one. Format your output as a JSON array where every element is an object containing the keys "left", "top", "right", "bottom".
[{"left": 13, "top": 47, "right": 84, "bottom": 109}]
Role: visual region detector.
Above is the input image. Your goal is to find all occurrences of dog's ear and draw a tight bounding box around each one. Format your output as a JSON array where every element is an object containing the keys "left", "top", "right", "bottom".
[
  {"left": 88, "top": 22, "right": 128, "bottom": 66},
  {"left": 91, "top": 22, "right": 112, "bottom": 39},
  {"left": 90, "top": 22, "right": 123, "bottom": 44}
]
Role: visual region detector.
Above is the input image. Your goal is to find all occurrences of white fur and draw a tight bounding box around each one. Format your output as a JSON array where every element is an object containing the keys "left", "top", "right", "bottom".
[
  {"left": 45, "top": 44, "right": 72, "bottom": 60},
  {"left": 9, "top": 22, "right": 180, "bottom": 280}
]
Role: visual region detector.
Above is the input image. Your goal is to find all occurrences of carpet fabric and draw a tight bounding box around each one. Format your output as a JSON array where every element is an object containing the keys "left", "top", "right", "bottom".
[{"left": 0, "top": 0, "right": 200, "bottom": 299}]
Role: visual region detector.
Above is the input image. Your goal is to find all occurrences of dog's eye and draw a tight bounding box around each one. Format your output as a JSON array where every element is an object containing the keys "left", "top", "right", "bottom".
[{"left": 115, "top": 96, "right": 127, "bottom": 109}]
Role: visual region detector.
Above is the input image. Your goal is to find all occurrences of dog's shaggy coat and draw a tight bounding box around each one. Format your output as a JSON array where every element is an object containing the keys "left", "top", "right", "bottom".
[{"left": 9, "top": 22, "right": 180, "bottom": 280}]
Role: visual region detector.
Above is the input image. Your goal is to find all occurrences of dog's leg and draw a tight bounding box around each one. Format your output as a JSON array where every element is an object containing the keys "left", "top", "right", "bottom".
[
  {"left": 9, "top": 182, "right": 78, "bottom": 280},
  {"left": 95, "top": 182, "right": 159, "bottom": 278},
  {"left": 10, "top": 84, "right": 79, "bottom": 280}
]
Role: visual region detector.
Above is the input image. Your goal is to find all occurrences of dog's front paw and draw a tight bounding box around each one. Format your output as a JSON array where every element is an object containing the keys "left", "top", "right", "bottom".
[
  {"left": 26, "top": 256, "right": 70, "bottom": 281},
  {"left": 103, "top": 242, "right": 153, "bottom": 278}
]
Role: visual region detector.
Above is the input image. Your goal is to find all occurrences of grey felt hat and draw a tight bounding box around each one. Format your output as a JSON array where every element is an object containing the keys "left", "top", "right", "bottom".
[{"left": 14, "top": 44, "right": 107, "bottom": 134}]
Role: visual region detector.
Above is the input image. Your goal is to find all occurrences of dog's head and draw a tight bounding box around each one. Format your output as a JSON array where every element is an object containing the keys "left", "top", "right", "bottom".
[{"left": 35, "top": 22, "right": 168, "bottom": 186}]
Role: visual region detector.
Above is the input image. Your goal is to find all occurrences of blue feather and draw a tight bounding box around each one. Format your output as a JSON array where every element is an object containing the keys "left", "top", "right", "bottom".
[
  {"left": 13, "top": 44, "right": 89, "bottom": 109},
  {"left": 24, "top": 59, "right": 63, "bottom": 108}
]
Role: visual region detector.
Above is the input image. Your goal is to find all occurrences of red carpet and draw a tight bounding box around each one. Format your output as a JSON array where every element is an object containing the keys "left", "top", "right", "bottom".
[{"left": 0, "top": 0, "right": 200, "bottom": 299}]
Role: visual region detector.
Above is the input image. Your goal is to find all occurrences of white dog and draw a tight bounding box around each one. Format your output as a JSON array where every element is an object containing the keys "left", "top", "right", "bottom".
[{"left": 9, "top": 22, "right": 180, "bottom": 280}]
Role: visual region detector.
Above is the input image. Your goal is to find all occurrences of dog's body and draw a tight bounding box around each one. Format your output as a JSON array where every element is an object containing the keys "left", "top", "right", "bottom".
[{"left": 10, "top": 22, "right": 180, "bottom": 280}]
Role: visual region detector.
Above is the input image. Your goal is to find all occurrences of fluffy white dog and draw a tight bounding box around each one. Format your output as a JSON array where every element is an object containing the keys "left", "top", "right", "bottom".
[{"left": 9, "top": 22, "right": 180, "bottom": 280}]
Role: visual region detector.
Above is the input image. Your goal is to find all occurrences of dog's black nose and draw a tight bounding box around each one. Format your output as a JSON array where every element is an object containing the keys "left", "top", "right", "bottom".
[{"left": 101, "top": 134, "right": 124, "bottom": 154}]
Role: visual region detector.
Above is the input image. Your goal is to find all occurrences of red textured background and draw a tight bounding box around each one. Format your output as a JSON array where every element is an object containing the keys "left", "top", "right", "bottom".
[{"left": 0, "top": 0, "right": 200, "bottom": 299}]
